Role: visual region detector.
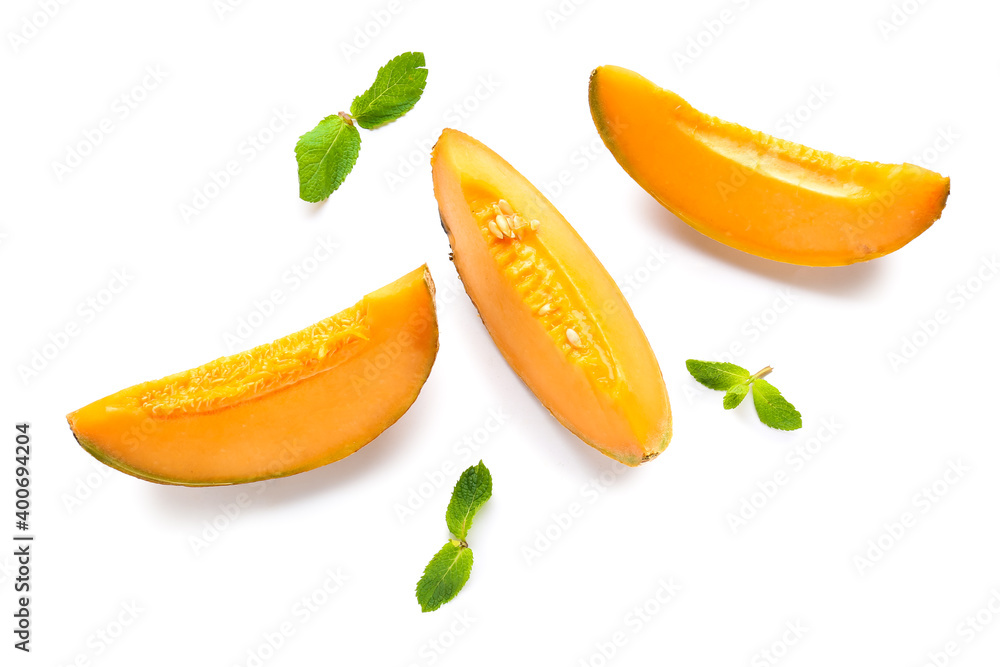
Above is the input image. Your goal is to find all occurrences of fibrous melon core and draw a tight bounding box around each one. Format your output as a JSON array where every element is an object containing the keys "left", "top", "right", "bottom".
[
  {"left": 464, "top": 182, "right": 617, "bottom": 390},
  {"left": 137, "top": 308, "right": 371, "bottom": 417}
]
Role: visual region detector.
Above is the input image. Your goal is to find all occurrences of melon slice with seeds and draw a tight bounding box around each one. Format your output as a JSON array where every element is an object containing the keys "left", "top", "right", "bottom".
[
  {"left": 432, "top": 129, "right": 671, "bottom": 466},
  {"left": 67, "top": 266, "right": 438, "bottom": 486}
]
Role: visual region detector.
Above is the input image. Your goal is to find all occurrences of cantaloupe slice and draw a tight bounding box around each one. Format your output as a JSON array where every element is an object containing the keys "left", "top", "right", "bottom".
[
  {"left": 589, "top": 65, "right": 950, "bottom": 266},
  {"left": 67, "top": 266, "right": 438, "bottom": 486},
  {"left": 432, "top": 129, "right": 671, "bottom": 466}
]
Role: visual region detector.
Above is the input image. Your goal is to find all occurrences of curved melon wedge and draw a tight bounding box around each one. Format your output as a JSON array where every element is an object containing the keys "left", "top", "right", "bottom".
[
  {"left": 432, "top": 129, "right": 671, "bottom": 466},
  {"left": 589, "top": 65, "right": 951, "bottom": 266},
  {"left": 67, "top": 266, "right": 438, "bottom": 486}
]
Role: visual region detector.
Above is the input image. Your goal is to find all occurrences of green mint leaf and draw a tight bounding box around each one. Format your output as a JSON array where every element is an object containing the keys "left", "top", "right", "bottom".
[
  {"left": 686, "top": 360, "right": 751, "bottom": 391},
  {"left": 446, "top": 461, "right": 492, "bottom": 541},
  {"left": 295, "top": 113, "right": 361, "bottom": 202},
  {"left": 350, "top": 52, "right": 428, "bottom": 129},
  {"left": 416, "top": 540, "right": 473, "bottom": 613},
  {"left": 751, "top": 379, "right": 802, "bottom": 431},
  {"left": 723, "top": 383, "right": 749, "bottom": 410}
]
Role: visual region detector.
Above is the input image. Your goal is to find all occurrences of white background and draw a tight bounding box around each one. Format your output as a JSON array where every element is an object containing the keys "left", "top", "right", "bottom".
[{"left": 2, "top": 0, "right": 999, "bottom": 665}]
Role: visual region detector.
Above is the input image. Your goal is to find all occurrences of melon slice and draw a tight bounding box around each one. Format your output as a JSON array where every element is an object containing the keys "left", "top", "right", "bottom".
[
  {"left": 432, "top": 129, "right": 671, "bottom": 466},
  {"left": 67, "top": 266, "right": 438, "bottom": 486},
  {"left": 589, "top": 65, "right": 950, "bottom": 266}
]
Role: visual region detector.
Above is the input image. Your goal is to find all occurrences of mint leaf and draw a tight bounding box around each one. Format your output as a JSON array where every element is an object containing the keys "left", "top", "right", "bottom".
[
  {"left": 416, "top": 541, "right": 473, "bottom": 613},
  {"left": 686, "top": 360, "right": 751, "bottom": 391},
  {"left": 751, "top": 379, "right": 802, "bottom": 431},
  {"left": 723, "top": 383, "right": 749, "bottom": 410},
  {"left": 446, "top": 461, "right": 492, "bottom": 541},
  {"left": 295, "top": 114, "right": 361, "bottom": 202},
  {"left": 350, "top": 52, "right": 427, "bottom": 129},
  {"left": 687, "top": 360, "right": 803, "bottom": 430}
]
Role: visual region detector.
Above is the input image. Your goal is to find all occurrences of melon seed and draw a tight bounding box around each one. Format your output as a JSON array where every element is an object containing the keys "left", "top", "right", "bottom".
[
  {"left": 566, "top": 328, "right": 583, "bottom": 348},
  {"left": 495, "top": 214, "right": 512, "bottom": 237}
]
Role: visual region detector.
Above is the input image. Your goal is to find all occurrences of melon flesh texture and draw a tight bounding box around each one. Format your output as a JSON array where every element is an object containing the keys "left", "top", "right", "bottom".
[
  {"left": 589, "top": 65, "right": 950, "bottom": 266},
  {"left": 67, "top": 266, "right": 438, "bottom": 486},
  {"left": 432, "top": 129, "right": 671, "bottom": 466}
]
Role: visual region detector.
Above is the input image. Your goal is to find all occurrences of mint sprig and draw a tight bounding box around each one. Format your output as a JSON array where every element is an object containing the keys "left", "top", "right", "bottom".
[
  {"left": 295, "top": 52, "right": 427, "bottom": 202},
  {"left": 686, "top": 360, "right": 802, "bottom": 430},
  {"left": 416, "top": 461, "right": 492, "bottom": 613}
]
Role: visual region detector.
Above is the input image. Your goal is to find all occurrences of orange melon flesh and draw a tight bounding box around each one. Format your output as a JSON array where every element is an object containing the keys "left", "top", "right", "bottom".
[
  {"left": 589, "top": 65, "right": 951, "bottom": 266},
  {"left": 67, "top": 266, "right": 438, "bottom": 486},
  {"left": 432, "top": 129, "right": 671, "bottom": 466}
]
